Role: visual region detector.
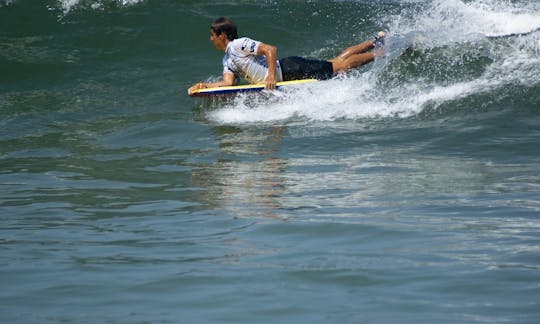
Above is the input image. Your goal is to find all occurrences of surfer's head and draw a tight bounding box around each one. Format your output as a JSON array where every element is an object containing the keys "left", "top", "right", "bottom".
[{"left": 211, "top": 17, "right": 238, "bottom": 41}]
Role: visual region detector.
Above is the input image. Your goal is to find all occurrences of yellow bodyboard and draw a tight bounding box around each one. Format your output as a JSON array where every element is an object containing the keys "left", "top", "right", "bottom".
[{"left": 189, "top": 79, "right": 318, "bottom": 97}]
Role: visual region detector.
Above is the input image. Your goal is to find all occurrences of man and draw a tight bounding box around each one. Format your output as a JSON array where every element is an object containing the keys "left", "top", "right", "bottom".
[{"left": 188, "top": 17, "right": 385, "bottom": 95}]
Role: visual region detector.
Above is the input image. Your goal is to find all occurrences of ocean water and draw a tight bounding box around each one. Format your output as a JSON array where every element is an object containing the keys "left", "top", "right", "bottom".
[{"left": 1, "top": 0, "right": 540, "bottom": 322}]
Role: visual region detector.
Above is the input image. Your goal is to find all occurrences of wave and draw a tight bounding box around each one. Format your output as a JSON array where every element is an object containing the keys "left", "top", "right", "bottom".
[
  {"left": 390, "top": 0, "right": 540, "bottom": 40},
  {"left": 207, "top": 0, "right": 540, "bottom": 125}
]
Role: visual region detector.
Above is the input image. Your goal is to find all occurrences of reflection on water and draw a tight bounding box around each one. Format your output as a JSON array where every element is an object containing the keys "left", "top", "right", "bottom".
[
  {"left": 191, "top": 126, "right": 287, "bottom": 219},
  {"left": 191, "top": 121, "right": 540, "bottom": 227}
]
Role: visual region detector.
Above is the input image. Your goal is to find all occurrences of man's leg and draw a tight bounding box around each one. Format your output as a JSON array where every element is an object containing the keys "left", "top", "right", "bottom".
[
  {"left": 330, "top": 52, "right": 376, "bottom": 73},
  {"left": 329, "top": 33, "right": 385, "bottom": 73},
  {"left": 335, "top": 39, "right": 375, "bottom": 61}
]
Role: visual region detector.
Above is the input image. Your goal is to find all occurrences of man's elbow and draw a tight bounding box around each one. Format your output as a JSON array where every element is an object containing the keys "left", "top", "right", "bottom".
[
  {"left": 259, "top": 44, "right": 277, "bottom": 58},
  {"left": 267, "top": 45, "right": 277, "bottom": 57}
]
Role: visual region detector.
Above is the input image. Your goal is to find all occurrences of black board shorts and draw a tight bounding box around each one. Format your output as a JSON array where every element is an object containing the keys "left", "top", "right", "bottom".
[{"left": 279, "top": 56, "right": 334, "bottom": 81}]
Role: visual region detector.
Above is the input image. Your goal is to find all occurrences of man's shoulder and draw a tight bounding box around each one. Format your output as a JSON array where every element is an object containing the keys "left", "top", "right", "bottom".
[
  {"left": 234, "top": 36, "right": 254, "bottom": 42},
  {"left": 232, "top": 37, "right": 260, "bottom": 54},
  {"left": 230, "top": 37, "right": 253, "bottom": 47}
]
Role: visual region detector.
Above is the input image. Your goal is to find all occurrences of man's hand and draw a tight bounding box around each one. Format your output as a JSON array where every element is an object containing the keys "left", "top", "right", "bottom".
[
  {"left": 188, "top": 82, "right": 206, "bottom": 95},
  {"left": 265, "top": 77, "right": 276, "bottom": 90},
  {"left": 187, "top": 73, "right": 235, "bottom": 96}
]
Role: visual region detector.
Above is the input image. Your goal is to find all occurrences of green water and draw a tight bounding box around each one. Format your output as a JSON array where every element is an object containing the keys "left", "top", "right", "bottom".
[{"left": 1, "top": 0, "right": 540, "bottom": 322}]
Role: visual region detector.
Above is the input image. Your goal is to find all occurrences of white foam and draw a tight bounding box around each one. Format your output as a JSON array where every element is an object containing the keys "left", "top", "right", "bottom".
[
  {"left": 208, "top": 76, "right": 381, "bottom": 124},
  {"left": 60, "top": 0, "right": 78, "bottom": 13},
  {"left": 0, "top": 0, "right": 16, "bottom": 7},
  {"left": 393, "top": 0, "right": 540, "bottom": 42},
  {"left": 58, "top": 0, "right": 143, "bottom": 13}
]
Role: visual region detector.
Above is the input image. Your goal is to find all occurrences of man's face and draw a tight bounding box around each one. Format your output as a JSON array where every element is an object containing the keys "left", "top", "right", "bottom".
[{"left": 210, "top": 30, "right": 227, "bottom": 51}]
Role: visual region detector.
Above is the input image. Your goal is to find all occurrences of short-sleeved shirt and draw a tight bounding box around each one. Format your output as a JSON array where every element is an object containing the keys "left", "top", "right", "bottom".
[{"left": 223, "top": 37, "right": 283, "bottom": 84}]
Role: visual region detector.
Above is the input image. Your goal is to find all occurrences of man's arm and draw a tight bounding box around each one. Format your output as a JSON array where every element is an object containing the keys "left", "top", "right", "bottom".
[
  {"left": 257, "top": 43, "right": 277, "bottom": 90},
  {"left": 188, "top": 72, "right": 235, "bottom": 95}
]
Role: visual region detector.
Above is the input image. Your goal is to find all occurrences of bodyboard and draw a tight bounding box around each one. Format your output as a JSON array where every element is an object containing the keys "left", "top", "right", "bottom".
[{"left": 189, "top": 79, "right": 318, "bottom": 97}]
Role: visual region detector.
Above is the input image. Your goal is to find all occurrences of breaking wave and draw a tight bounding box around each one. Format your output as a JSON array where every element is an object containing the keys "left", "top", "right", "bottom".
[{"left": 207, "top": 0, "right": 540, "bottom": 125}]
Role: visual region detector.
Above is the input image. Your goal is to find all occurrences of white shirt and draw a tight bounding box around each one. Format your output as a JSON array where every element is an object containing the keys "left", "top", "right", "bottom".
[{"left": 222, "top": 37, "right": 283, "bottom": 84}]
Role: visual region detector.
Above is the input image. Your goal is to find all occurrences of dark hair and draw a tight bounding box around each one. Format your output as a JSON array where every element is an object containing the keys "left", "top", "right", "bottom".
[{"left": 211, "top": 17, "right": 238, "bottom": 41}]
